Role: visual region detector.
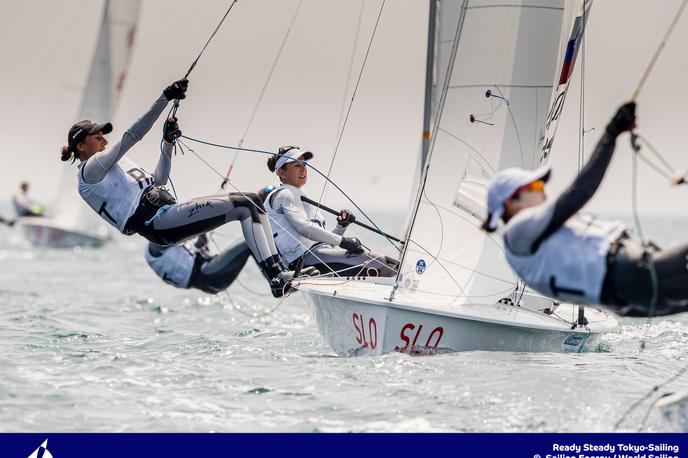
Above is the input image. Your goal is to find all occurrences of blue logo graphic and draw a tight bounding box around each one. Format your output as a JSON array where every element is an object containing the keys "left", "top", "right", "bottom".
[{"left": 415, "top": 259, "right": 426, "bottom": 275}]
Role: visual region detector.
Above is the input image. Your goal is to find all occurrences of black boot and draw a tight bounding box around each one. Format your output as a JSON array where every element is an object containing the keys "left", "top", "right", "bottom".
[
  {"left": 259, "top": 258, "right": 294, "bottom": 298},
  {"left": 275, "top": 255, "right": 319, "bottom": 278}
]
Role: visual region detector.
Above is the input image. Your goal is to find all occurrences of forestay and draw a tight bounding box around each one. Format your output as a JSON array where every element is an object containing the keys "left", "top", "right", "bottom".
[{"left": 396, "top": 0, "right": 588, "bottom": 306}]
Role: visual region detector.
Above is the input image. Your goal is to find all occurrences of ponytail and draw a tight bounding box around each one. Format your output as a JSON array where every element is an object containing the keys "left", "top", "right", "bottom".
[
  {"left": 267, "top": 155, "right": 278, "bottom": 172},
  {"left": 60, "top": 145, "right": 77, "bottom": 164}
]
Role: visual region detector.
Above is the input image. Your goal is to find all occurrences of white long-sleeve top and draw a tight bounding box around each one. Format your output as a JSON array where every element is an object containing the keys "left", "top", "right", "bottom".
[{"left": 265, "top": 184, "right": 346, "bottom": 263}]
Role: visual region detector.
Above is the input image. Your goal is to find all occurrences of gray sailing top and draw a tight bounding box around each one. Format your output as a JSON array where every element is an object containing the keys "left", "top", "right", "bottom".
[{"left": 77, "top": 94, "right": 173, "bottom": 232}]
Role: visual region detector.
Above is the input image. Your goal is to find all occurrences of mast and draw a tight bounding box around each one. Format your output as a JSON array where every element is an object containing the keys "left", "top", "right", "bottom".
[
  {"left": 391, "top": 0, "right": 470, "bottom": 300},
  {"left": 420, "top": 0, "right": 438, "bottom": 166}
]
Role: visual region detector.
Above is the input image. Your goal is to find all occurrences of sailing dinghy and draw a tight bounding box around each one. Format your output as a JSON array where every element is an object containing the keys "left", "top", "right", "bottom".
[
  {"left": 18, "top": 0, "right": 140, "bottom": 248},
  {"left": 296, "top": 0, "right": 618, "bottom": 355}
]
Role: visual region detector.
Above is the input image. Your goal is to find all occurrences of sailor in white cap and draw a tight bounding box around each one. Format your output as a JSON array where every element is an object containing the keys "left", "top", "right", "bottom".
[
  {"left": 265, "top": 146, "right": 399, "bottom": 277},
  {"left": 484, "top": 102, "right": 688, "bottom": 317}
]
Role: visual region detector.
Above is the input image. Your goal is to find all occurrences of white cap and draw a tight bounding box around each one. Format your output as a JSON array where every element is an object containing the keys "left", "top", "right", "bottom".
[
  {"left": 274, "top": 147, "right": 314, "bottom": 174},
  {"left": 485, "top": 165, "right": 551, "bottom": 230}
]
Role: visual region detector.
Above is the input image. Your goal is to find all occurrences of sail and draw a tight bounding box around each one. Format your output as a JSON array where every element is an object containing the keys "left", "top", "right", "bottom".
[
  {"left": 52, "top": 0, "right": 141, "bottom": 231},
  {"left": 396, "top": 0, "right": 588, "bottom": 306}
]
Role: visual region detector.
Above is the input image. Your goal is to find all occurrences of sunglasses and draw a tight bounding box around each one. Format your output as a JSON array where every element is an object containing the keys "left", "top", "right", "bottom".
[{"left": 512, "top": 180, "right": 545, "bottom": 198}]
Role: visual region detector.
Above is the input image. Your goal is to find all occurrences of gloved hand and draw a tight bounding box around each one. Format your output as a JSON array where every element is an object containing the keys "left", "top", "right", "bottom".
[
  {"left": 163, "top": 116, "right": 181, "bottom": 143},
  {"left": 340, "top": 236, "right": 364, "bottom": 254},
  {"left": 163, "top": 78, "right": 189, "bottom": 101},
  {"left": 606, "top": 102, "right": 636, "bottom": 137},
  {"left": 337, "top": 209, "right": 356, "bottom": 228}
]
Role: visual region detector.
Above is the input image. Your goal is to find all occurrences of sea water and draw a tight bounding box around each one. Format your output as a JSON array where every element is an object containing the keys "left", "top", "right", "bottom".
[{"left": 0, "top": 214, "right": 686, "bottom": 432}]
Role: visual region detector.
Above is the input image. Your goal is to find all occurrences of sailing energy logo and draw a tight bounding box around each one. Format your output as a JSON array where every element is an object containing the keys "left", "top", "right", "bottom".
[
  {"left": 415, "top": 259, "right": 426, "bottom": 274},
  {"left": 27, "top": 439, "right": 53, "bottom": 458}
]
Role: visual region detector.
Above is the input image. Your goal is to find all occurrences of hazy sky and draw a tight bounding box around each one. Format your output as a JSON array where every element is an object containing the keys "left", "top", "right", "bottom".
[{"left": 1, "top": 0, "right": 688, "bottom": 217}]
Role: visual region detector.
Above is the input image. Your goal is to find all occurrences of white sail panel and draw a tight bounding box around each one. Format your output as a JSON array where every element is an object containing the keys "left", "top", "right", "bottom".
[
  {"left": 397, "top": 0, "right": 585, "bottom": 306},
  {"left": 53, "top": 0, "right": 141, "bottom": 233}
]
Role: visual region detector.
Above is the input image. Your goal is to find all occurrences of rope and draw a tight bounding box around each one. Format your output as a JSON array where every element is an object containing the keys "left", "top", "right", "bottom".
[
  {"left": 221, "top": 0, "right": 304, "bottom": 185},
  {"left": 176, "top": 137, "right": 394, "bottom": 276},
  {"left": 577, "top": 1, "right": 586, "bottom": 172},
  {"left": 631, "top": 0, "right": 688, "bottom": 100},
  {"left": 183, "top": 0, "right": 239, "bottom": 79},
  {"left": 179, "top": 134, "right": 402, "bottom": 252},
  {"left": 314, "top": 0, "right": 387, "bottom": 211}
]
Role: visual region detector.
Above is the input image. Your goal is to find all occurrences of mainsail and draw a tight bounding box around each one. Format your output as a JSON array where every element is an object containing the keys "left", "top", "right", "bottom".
[
  {"left": 396, "top": 0, "right": 588, "bottom": 306},
  {"left": 52, "top": 0, "right": 141, "bottom": 231}
]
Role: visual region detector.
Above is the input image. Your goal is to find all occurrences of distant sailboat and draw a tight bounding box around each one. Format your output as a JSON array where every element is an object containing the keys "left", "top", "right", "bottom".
[
  {"left": 18, "top": 0, "right": 141, "bottom": 248},
  {"left": 297, "top": 0, "right": 618, "bottom": 355}
]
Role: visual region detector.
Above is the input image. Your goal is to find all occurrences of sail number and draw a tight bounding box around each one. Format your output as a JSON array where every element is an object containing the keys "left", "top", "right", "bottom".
[
  {"left": 351, "top": 314, "right": 445, "bottom": 353},
  {"left": 395, "top": 323, "right": 443, "bottom": 353},
  {"left": 352, "top": 313, "right": 378, "bottom": 349}
]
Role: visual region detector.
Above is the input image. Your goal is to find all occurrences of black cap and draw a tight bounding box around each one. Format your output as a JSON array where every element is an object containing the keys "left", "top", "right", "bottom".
[{"left": 67, "top": 120, "right": 113, "bottom": 152}]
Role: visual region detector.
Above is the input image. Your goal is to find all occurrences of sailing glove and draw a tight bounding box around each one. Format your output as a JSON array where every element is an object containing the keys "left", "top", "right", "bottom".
[
  {"left": 163, "top": 117, "right": 182, "bottom": 143},
  {"left": 337, "top": 209, "right": 356, "bottom": 228},
  {"left": 340, "top": 237, "right": 364, "bottom": 254},
  {"left": 606, "top": 102, "right": 636, "bottom": 137},
  {"left": 163, "top": 78, "right": 189, "bottom": 101}
]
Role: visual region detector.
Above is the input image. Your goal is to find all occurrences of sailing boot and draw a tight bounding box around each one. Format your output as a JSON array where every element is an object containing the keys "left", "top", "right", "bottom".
[
  {"left": 272, "top": 255, "right": 319, "bottom": 278},
  {"left": 259, "top": 257, "right": 295, "bottom": 298}
]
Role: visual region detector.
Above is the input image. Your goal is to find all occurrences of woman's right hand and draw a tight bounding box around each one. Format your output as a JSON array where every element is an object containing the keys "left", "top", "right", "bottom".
[
  {"left": 163, "top": 78, "right": 189, "bottom": 101},
  {"left": 340, "top": 237, "right": 364, "bottom": 254}
]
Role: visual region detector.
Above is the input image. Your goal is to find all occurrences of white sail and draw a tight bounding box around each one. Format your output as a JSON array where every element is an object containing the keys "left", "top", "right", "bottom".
[
  {"left": 396, "top": 0, "right": 588, "bottom": 306},
  {"left": 52, "top": 0, "right": 141, "bottom": 232}
]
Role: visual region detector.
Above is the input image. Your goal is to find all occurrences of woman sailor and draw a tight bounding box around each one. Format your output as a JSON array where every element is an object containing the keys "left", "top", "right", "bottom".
[
  {"left": 60, "top": 79, "right": 307, "bottom": 298},
  {"left": 483, "top": 102, "right": 687, "bottom": 317},
  {"left": 265, "top": 146, "right": 399, "bottom": 277},
  {"left": 145, "top": 234, "right": 252, "bottom": 294}
]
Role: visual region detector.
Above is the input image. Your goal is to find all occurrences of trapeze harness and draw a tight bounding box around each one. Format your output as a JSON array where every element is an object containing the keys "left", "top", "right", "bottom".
[
  {"left": 145, "top": 238, "right": 251, "bottom": 294},
  {"left": 503, "top": 131, "right": 688, "bottom": 316}
]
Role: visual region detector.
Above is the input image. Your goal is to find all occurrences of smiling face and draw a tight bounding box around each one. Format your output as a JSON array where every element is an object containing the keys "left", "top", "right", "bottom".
[
  {"left": 77, "top": 131, "right": 108, "bottom": 161},
  {"left": 277, "top": 155, "right": 308, "bottom": 188}
]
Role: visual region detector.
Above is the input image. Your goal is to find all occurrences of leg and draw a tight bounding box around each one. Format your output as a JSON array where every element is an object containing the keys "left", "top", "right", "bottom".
[
  {"left": 302, "top": 245, "right": 399, "bottom": 277},
  {"left": 189, "top": 242, "right": 252, "bottom": 294},
  {"left": 150, "top": 193, "right": 276, "bottom": 262},
  {"left": 605, "top": 241, "right": 688, "bottom": 316}
]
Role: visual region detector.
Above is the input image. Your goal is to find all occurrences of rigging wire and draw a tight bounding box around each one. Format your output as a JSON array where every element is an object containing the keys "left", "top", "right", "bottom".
[
  {"left": 176, "top": 137, "right": 397, "bottom": 277},
  {"left": 631, "top": 0, "right": 688, "bottom": 101},
  {"left": 334, "top": 0, "right": 367, "bottom": 138},
  {"left": 314, "top": 0, "right": 387, "bottom": 210},
  {"left": 221, "top": 0, "right": 305, "bottom": 185},
  {"left": 179, "top": 134, "right": 402, "bottom": 252},
  {"left": 183, "top": 0, "right": 239, "bottom": 80}
]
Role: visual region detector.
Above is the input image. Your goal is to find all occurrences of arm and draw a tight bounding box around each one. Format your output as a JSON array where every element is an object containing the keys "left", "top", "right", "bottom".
[
  {"left": 522, "top": 103, "right": 636, "bottom": 253},
  {"left": 275, "top": 193, "right": 342, "bottom": 246},
  {"left": 152, "top": 141, "right": 174, "bottom": 186},
  {"left": 81, "top": 94, "right": 169, "bottom": 184},
  {"left": 505, "top": 134, "right": 616, "bottom": 256}
]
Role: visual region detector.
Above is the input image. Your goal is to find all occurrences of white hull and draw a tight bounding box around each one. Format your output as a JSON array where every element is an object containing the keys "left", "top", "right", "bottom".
[
  {"left": 18, "top": 217, "right": 109, "bottom": 249},
  {"left": 297, "top": 278, "right": 617, "bottom": 356}
]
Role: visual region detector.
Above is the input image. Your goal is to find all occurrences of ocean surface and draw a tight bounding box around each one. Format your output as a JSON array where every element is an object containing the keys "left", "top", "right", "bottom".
[{"left": 0, "top": 214, "right": 687, "bottom": 433}]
